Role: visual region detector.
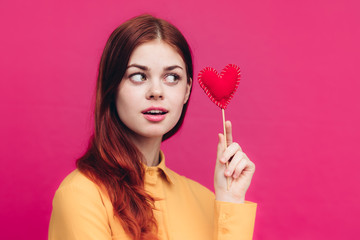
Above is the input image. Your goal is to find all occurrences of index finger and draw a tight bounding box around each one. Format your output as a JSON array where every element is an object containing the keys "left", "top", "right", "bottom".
[{"left": 225, "top": 120, "right": 233, "bottom": 146}]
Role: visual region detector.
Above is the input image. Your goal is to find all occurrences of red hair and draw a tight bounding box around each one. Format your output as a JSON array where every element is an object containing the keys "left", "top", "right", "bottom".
[{"left": 76, "top": 14, "right": 193, "bottom": 239}]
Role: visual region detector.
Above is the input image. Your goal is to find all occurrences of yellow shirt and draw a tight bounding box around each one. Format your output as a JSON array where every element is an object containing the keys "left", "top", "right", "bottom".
[{"left": 49, "top": 151, "right": 257, "bottom": 240}]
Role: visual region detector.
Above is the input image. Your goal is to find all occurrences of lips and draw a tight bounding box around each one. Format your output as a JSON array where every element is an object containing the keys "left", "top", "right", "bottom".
[
  {"left": 142, "top": 107, "right": 168, "bottom": 122},
  {"left": 141, "top": 107, "right": 168, "bottom": 115}
]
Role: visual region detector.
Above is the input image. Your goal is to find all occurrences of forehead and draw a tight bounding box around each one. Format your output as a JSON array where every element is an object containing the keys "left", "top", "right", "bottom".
[{"left": 128, "top": 40, "right": 185, "bottom": 68}]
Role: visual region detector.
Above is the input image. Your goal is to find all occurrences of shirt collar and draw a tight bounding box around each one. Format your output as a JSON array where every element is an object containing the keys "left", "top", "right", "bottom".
[{"left": 143, "top": 150, "right": 175, "bottom": 185}]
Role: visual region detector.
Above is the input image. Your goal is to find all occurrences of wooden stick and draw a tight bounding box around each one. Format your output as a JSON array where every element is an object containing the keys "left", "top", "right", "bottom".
[{"left": 222, "top": 108, "right": 230, "bottom": 190}]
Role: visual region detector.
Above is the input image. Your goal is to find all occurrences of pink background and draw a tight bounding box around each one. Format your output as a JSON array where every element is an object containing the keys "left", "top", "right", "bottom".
[{"left": 1, "top": 0, "right": 359, "bottom": 239}]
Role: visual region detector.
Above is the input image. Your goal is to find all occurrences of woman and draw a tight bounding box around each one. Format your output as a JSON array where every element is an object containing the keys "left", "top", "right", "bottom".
[{"left": 49, "top": 14, "right": 257, "bottom": 240}]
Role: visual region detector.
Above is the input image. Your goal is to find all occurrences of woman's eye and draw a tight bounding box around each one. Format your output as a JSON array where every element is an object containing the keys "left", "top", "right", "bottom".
[
  {"left": 165, "top": 74, "right": 180, "bottom": 83},
  {"left": 129, "top": 73, "right": 146, "bottom": 82}
]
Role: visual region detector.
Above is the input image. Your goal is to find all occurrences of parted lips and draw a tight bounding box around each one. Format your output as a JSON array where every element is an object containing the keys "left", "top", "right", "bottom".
[{"left": 198, "top": 64, "right": 241, "bottom": 109}]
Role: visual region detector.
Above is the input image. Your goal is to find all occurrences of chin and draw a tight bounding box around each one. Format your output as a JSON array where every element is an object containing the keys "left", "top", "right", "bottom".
[
  {"left": 143, "top": 124, "right": 177, "bottom": 139},
  {"left": 132, "top": 127, "right": 170, "bottom": 139}
]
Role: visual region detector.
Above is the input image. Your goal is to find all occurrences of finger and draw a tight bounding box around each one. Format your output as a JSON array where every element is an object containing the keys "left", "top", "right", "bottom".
[
  {"left": 233, "top": 157, "right": 248, "bottom": 178},
  {"left": 224, "top": 151, "right": 244, "bottom": 176},
  {"left": 225, "top": 120, "right": 233, "bottom": 146},
  {"left": 242, "top": 152, "right": 256, "bottom": 172},
  {"left": 219, "top": 142, "right": 242, "bottom": 164},
  {"left": 217, "top": 133, "right": 226, "bottom": 160}
]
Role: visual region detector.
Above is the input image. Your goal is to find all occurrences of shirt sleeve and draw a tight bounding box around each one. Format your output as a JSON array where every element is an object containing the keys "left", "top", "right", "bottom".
[
  {"left": 48, "top": 183, "right": 112, "bottom": 240},
  {"left": 213, "top": 200, "right": 257, "bottom": 240}
]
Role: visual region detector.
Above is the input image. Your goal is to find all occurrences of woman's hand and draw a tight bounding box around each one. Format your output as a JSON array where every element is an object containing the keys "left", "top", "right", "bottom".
[{"left": 214, "top": 121, "right": 255, "bottom": 203}]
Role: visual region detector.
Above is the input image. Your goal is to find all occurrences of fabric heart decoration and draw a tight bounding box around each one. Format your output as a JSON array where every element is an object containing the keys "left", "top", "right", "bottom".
[{"left": 198, "top": 64, "right": 241, "bottom": 109}]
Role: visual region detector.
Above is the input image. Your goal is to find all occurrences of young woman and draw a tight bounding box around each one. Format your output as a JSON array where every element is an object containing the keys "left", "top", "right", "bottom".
[{"left": 49, "top": 14, "right": 257, "bottom": 240}]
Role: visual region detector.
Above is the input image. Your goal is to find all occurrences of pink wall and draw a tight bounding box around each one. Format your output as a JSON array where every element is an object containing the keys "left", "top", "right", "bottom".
[{"left": 1, "top": 0, "right": 359, "bottom": 239}]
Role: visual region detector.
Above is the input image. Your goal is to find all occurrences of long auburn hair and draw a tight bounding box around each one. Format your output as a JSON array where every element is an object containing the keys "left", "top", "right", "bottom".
[{"left": 76, "top": 14, "right": 193, "bottom": 240}]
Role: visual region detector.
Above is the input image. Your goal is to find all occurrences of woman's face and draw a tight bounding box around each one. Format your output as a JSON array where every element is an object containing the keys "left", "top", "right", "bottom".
[{"left": 116, "top": 39, "right": 191, "bottom": 141}]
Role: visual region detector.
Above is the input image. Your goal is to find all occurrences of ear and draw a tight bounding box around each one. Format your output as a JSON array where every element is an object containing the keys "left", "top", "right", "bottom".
[{"left": 184, "top": 78, "right": 192, "bottom": 104}]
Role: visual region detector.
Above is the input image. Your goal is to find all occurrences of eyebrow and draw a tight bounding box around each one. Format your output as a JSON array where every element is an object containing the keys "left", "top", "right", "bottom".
[
  {"left": 164, "top": 65, "right": 183, "bottom": 71},
  {"left": 127, "top": 64, "right": 183, "bottom": 71},
  {"left": 127, "top": 64, "right": 149, "bottom": 71}
]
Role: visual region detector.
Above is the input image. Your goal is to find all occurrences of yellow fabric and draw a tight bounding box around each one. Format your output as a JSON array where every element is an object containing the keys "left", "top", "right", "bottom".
[{"left": 49, "top": 151, "right": 257, "bottom": 240}]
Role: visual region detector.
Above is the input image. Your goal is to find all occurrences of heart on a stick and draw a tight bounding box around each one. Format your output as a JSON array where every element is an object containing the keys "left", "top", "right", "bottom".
[{"left": 198, "top": 64, "right": 241, "bottom": 109}]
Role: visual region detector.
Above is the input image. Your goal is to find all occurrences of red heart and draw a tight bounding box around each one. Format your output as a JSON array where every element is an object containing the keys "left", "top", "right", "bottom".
[{"left": 198, "top": 64, "right": 241, "bottom": 109}]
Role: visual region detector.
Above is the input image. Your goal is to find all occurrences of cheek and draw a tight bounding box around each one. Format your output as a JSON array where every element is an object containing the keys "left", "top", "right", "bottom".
[
  {"left": 116, "top": 89, "right": 136, "bottom": 117},
  {"left": 169, "top": 91, "right": 187, "bottom": 115}
]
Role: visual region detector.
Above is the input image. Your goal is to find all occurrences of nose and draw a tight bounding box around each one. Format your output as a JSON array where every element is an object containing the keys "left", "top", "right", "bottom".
[{"left": 146, "top": 79, "right": 164, "bottom": 100}]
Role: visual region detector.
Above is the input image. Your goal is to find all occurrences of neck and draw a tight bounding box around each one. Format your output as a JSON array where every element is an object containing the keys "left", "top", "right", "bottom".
[{"left": 129, "top": 135, "right": 162, "bottom": 167}]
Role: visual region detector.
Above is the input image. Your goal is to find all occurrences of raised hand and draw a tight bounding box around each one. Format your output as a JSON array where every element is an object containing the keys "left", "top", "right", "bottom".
[{"left": 214, "top": 121, "right": 255, "bottom": 203}]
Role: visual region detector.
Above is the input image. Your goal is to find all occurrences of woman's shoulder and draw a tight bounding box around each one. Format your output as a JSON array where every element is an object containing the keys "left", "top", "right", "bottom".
[
  {"left": 51, "top": 169, "right": 113, "bottom": 218},
  {"left": 50, "top": 170, "right": 113, "bottom": 239},
  {"left": 53, "top": 169, "right": 104, "bottom": 203},
  {"left": 57, "top": 169, "right": 97, "bottom": 191}
]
